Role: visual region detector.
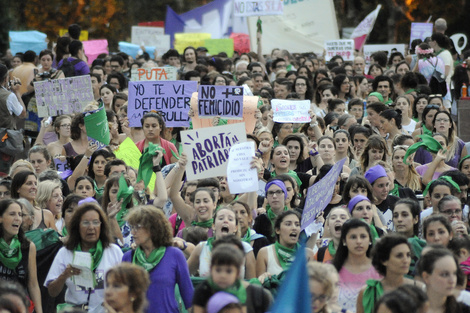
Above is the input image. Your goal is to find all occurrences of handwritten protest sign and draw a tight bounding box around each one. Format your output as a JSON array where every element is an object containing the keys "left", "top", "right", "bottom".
[
  {"left": 54, "top": 158, "right": 72, "bottom": 180},
  {"left": 181, "top": 123, "right": 247, "bottom": 180},
  {"left": 174, "top": 33, "right": 211, "bottom": 54},
  {"left": 301, "top": 158, "right": 346, "bottom": 231},
  {"left": 272, "top": 99, "right": 311, "bottom": 123},
  {"left": 324, "top": 40, "right": 354, "bottom": 61},
  {"left": 191, "top": 93, "right": 258, "bottom": 133},
  {"left": 197, "top": 85, "right": 244, "bottom": 119},
  {"left": 131, "top": 26, "right": 164, "bottom": 46},
  {"left": 227, "top": 141, "right": 258, "bottom": 194},
  {"left": 34, "top": 75, "right": 94, "bottom": 117},
  {"left": 204, "top": 39, "right": 234, "bottom": 57},
  {"left": 234, "top": 0, "right": 283, "bottom": 17},
  {"left": 410, "top": 23, "right": 433, "bottom": 47},
  {"left": 130, "top": 67, "right": 178, "bottom": 82},
  {"left": 128, "top": 81, "right": 197, "bottom": 127},
  {"left": 363, "top": 44, "right": 406, "bottom": 67}
]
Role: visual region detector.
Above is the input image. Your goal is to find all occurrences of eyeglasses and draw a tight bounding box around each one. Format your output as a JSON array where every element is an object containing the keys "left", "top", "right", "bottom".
[
  {"left": 60, "top": 124, "right": 71, "bottom": 128},
  {"left": 80, "top": 220, "right": 101, "bottom": 227},
  {"left": 435, "top": 118, "right": 450, "bottom": 123},
  {"left": 440, "top": 209, "right": 462, "bottom": 216},
  {"left": 0, "top": 191, "right": 10, "bottom": 197},
  {"left": 311, "top": 293, "right": 329, "bottom": 303},
  {"left": 267, "top": 190, "right": 284, "bottom": 197},
  {"left": 129, "top": 224, "right": 143, "bottom": 232}
]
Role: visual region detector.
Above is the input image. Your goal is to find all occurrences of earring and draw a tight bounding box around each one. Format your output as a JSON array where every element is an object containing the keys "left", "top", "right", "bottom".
[
  {"left": 130, "top": 297, "right": 135, "bottom": 302},
  {"left": 343, "top": 243, "right": 346, "bottom": 246},
  {"left": 369, "top": 242, "right": 372, "bottom": 245}
]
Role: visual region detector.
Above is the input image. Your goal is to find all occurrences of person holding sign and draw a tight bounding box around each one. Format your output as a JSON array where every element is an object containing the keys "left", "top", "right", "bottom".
[
  {"left": 0, "top": 199, "right": 43, "bottom": 313},
  {"left": 45, "top": 202, "right": 123, "bottom": 313},
  {"left": 136, "top": 112, "right": 178, "bottom": 166},
  {"left": 256, "top": 211, "right": 315, "bottom": 279}
]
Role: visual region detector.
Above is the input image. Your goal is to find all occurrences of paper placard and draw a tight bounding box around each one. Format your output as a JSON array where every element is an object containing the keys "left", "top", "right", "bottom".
[
  {"left": 131, "top": 26, "right": 164, "bottom": 46},
  {"left": 197, "top": 85, "right": 244, "bottom": 119},
  {"left": 324, "top": 40, "right": 355, "bottom": 61},
  {"left": 233, "top": 0, "right": 284, "bottom": 17},
  {"left": 127, "top": 80, "right": 197, "bottom": 127},
  {"left": 174, "top": 33, "right": 211, "bottom": 54},
  {"left": 54, "top": 158, "right": 72, "bottom": 179},
  {"left": 130, "top": 67, "right": 178, "bottom": 82},
  {"left": 9, "top": 31, "right": 47, "bottom": 55},
  {"left": 227, "top": 141, "right": 258, "bottom": 194},
  {"left": 72, "top": 251, "right": 94, "bottom": 289},
  {"left": 82, "top": 40, "right": 108, "bottom": 66},
  {"left": 204, "top": 39, "right": 234, "bottom": 57},
  {"left": 363, "top": 44, "right": 406, "bottom": 67},
  {"left": 230, "top": 33, "right": 251, "bottom": 54},
  {"left": 181, "top": 123, "right": 247, "bottom": 180},
  {"left": 59, "top": 29, "right": 89, "bottom": 41},
  {"left": 410, "top": 23, "right": 433, "bottom": 47},
  {"left": 34, "top": 75, "right": 94, "bottom": 118},
  {"left": 301, "top": 158, "right": 346, "bottom": 231},
  {"left": 272, "top": 99, "right": 311, "bottom": 123}
]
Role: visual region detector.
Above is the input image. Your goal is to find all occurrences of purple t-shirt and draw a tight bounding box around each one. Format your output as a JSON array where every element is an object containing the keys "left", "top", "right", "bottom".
[
  {"left": 122, "top": 247, "right": 193, "bottom": 313},
  {"left": 57, "top": 57, "right": 90, "bottom": 76}
]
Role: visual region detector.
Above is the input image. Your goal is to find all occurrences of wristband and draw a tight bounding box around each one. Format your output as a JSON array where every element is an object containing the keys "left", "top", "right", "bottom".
[
  {"left": 84, "top": 155, "right": 91, "bottom": 160},
  {"left": 181, "top": 241, "right": 187, "bottom": 251},
  {"left": 309, "top": 150, "right": 319, "bottom": 157},
  {"left": 152, "top": 165, "right": 162, "bottom": 173},
  {"left": 256, "top": 149, "right": 263, "bottom": 157}
]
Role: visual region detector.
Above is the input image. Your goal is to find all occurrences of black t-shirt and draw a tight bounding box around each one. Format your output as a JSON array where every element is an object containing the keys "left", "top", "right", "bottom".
[{"left": 193, "top": 280, "right": 273, "bottom": 313}]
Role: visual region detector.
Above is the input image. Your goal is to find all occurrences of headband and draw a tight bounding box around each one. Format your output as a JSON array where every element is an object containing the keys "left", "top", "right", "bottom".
[
  {"left": 459, "top": 155, "right": 470, "bottom": 169},
  {"left": 368, "top": 92, "right": 384, "bottom": 103},
  {"left": 364, "top": 165, "right": 387, "bottom": 185},
  {"left": 348, "top": 195, "right": 371, "bottom": 213},
  {"left": 422, "top": 176, "right": 461, "bottom": 197},
  {"left": 415, "top": 46, "right": 434, "bottom": 55},
  {"left": 265, "top": 179, "right": 288, "bottom": 199}
]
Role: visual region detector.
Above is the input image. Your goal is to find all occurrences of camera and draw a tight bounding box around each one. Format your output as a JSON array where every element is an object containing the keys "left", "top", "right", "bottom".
[
  {"left": 8, "top": 80, "right": 21, "bottom": 88},
  {"left": 38, "top": 68, "right": 56, "bottom": 79}
]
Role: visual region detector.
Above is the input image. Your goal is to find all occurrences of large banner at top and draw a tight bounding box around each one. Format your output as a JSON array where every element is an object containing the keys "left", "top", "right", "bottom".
[
  {"left": 233, "top": 0, "right": 283, "bottom": 17},
  {"left": 247, "top": 0, "right": 339, "bottom": 53}
]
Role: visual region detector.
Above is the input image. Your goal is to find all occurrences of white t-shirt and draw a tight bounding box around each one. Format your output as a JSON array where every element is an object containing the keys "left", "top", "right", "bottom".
[
  {"left": 45, "top": 244, "right": 123, "bottom": 313},
  {"left": 402, "top": 119, "right": 417, "bottom": 134}
]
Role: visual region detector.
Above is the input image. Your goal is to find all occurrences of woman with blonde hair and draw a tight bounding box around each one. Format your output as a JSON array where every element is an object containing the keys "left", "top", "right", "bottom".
[
  {"left": 36, "top": 180, "right": 63, "bottom": 230},
  {"left": 391, "top": 145, "right": 421, "bottom": 193}
]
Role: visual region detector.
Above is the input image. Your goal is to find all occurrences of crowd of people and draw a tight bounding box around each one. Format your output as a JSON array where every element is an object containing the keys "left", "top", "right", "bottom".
[{"left": 1, "top": 19, "right": 470, "bottom": 313}]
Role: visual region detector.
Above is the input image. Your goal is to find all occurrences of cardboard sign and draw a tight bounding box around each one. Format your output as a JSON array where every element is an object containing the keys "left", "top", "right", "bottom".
[
  {"left": 130, "top": 67, "right": 178, "bottom": 82},
  {"left": 233, "top": 0, "right": 284, "bottom": 17},
  {"left": 227, "top": 141, "right": 258, "bottom": 194},
  {"left": 174, "top": 33, "right": 211, "bottom": 54},
  {"left": 324, "top": 40, "right": 355, "bottom": 61},
  {"left": 301, "top": 158, "right": 346, "bottom": 231},
  {"left": 410, "top": 23, "right": 433, "bottom": 47},
  {"left": 127, "top": 80, "right": 197, "bottom": 127},
  {"left": 197, "top": 85, "right": 244, "bottom": 119},
  {"left": 9, "top": 31, "right": 47, "bottom": 55},
  {"left": 204, "top": 39, "right": 234, "bottom": 57},
  {"left": 34, "top": 75, "right": 94, "bottom": 117},
  {"left": 272, "top": 99, "right": 311, "bottom": 123},
  {"left": 131, "top": 26, "right": 165, "bottom": 46},
  {"left": 82, "top": 40, "right": 108, "bottom": 66},
  {"left": 190, "top": 93, "right": 258, "bottom": 134},
  {"left": 59, "top": 29, "right": 89, "bottom": 41},
  {"left": 181, "top": 123, "right": 247, "bottom": 180}
]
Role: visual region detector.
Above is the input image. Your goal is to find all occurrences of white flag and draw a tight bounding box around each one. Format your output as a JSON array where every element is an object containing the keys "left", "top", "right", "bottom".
[{"left": 350, "top": 5, "right": 382, "bottom": 50}]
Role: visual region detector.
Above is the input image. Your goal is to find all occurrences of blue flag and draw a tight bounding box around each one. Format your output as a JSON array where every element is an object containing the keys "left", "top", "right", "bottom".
[{"left": 269, "top": 242, "right": 311, "bottom": 313}]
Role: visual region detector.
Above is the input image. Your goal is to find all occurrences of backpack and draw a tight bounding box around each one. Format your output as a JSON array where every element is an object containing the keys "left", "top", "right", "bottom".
[
  {"left": 59, "top": 58, "right": 82, "bottom": 77},
  {"left": 428, "top": 59, "right": 447, "bottom": 96}
]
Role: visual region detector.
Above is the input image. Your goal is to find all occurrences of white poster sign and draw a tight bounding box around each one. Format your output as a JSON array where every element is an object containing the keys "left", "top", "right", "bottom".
[
  {"left": 130, "top": 67, "right": 178, "bottom": 81},
  {"left": 227, "top": 141, "right": 258, "bottom": 193},
  {"left": 131, "top": 26, "right": 164, "bottom": 46},
  {"left": 325, "top": 40, "right": 355, "bottom": 61},
  {"left": 272, "top": 100, "right": 311, "bottom": 123},
  {"left": 234, "top": 0, "right": 283, "bottom": 17}
]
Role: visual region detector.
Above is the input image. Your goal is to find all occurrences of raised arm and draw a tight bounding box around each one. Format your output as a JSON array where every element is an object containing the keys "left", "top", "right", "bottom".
[{"left": 169, "top": 153, "right": 194, "bottom": 226}]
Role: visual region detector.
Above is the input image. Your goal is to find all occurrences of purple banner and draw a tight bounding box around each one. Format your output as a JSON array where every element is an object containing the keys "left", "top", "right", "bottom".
[
  {"left": 301, "top": 158, "right": 346, "bottom": 231},
  {"left": 198, "top": 85, "right": 244, "bottom": 119},
  {"left": 53, "top": 158, "right": 73, "bottom": 180},
  {"left": 127, "top": 81, "right": 198, "bottom": 127}
]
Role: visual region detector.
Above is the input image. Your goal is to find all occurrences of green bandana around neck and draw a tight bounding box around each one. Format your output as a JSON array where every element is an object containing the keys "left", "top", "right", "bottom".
[
  {"left": 206, "top": 237, "right": 216, "bottom": 250},
  {"left": 275, "top": 241, "right": 300, "bottom": 270},
  {"left": 390, "top": 183, "right": 400, "bottom": 197},
  {"left": 94, "top": 181, "right": 104, "bottom": 197},
  {"left": 75, "top": 240, "right": 103, "bottom": 271},
  {"left": 270, "top": 170, "right": 302, "bottom": 190},
  {"left": 207, "top": 278, "right": 247, "bottom": 304},
  {"left": 0, "top": 236, "right": 22, "bottom": 270},
  {"left": 116, "top": 174, "right": 134, "bottom": 227},
  {"left": 191, "top": 218, "right": 214, "bottom": 229},
  {"left": 421, "top": 124, "right": 433, "bottom": 136},
  {"left": 327, "top": 240, "right": 336, "bottom": 257},
  {"left": 403, "top": 134, "right": 443, "bottom": 165},
  {"left": 132, "top": 246, "right": 166, "bottom": 272},
  {"left": 362, "top": 280, "right": 384, "bottom": 313},
  {"left": 242, "top": 228, "right": 252, "bottom": 243},
  {"left": 266, "top": 205, "right": 289, "bottom": 225},
  {"left": 62, "top": 226, "right": 68, "bottom": 237}
]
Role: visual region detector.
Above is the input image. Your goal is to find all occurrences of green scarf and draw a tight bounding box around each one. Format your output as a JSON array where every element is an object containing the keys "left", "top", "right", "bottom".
[
  {"left": 207, "top": 278, "right": 247, "bottom": 304},
  {"left": 242, "top": 228, "right": 252, "bottom": 243},
  {"left": 327, "top": 240, "right": 336, "bottom": 257},
  {"left": 62, "top": 226, "right": 68, "bottom": 237},
  {"left": 275, "top": 242, "right": 300, "bottom": 270},
  {"left": 270, "top": 170, "right": 302, "bottom": 191},
  {"left": 266, "top": 205, "right": 289, "bottom": 225},
  {"left": 116, "top": 174, "right": 134, "bottom": 227},
  {"left": 94, "top": 181, "right": 104, "bottom": 198},
  {"left": 137, "top": 142, "right": 165, "bottom": 188},
  {"left": 390, "top": 183, "right": 400, "bottom": 197},
  {"left": 132, "top": 246, "right": 166, "bottom": 272},
  {"left": 191, "top": 219, "right": 214, "bottom": 229},
  {"left": 206, "top": 237, "right": 216, "bottom": 250},
  {"left": 422, "top": 124, "right": 433, "bottom": 136},
  {"left": 405, "top": 88, "right": 416, "bottom": 95},
  {"left": 0, "top": 236, "right": 22, "bottom": 270},
  {"left": 75, "top": 240, "right": 103, "bottom": 271},
  {"left": 369, "top": 224, "right": 380, "bottom": 243},
  {"left": 362, "top": 280, "right": 383, "bottom": 313},
  {"left": 403, "top": 134, "right": 443, "bottom": 165}
]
